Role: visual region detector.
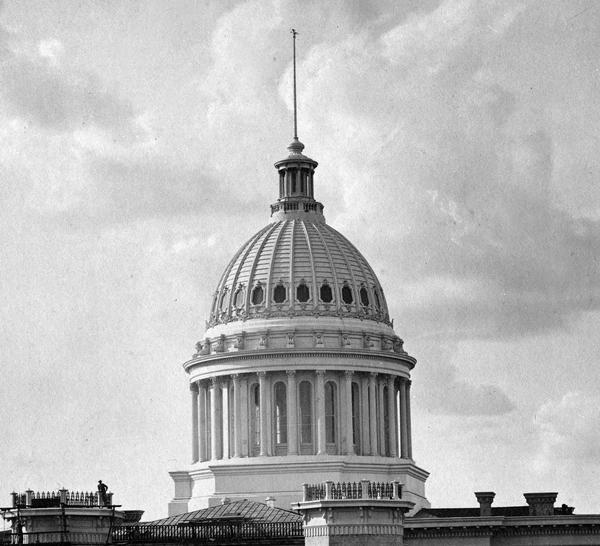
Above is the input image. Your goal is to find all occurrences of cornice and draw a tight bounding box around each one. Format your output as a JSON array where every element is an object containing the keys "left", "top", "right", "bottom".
[{"left": 184, "top": 347, "right": 416, "bottom": 372}]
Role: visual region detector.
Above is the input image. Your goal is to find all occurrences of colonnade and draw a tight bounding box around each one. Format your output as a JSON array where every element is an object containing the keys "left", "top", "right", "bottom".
[{"left": 190, "top": 370, "right": 412, "bottom": 463}]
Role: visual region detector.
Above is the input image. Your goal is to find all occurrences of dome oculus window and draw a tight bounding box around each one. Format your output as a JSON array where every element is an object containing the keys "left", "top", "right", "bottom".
[
  {"left": 359, "top": 286, "right": 369, "bottom": 307},
  {"left": 341, "top": 284, "right": 353, "bottom": 305},
  {"left": 273, "top": 283, "right": 287, "bottom": 304},
  {"left": 296, "top": 282, "right": 310, "bottom": 303},
  {"left": 251, "top": 284, "right": 264, "bottom": 305},
  {"left": 320, "top": 283, "right": 333, "bottom": 303}
]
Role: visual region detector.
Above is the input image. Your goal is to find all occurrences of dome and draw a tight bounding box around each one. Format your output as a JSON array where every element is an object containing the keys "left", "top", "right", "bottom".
[{"left": 207, "top": 217, "right": 390, "bottom": 329}]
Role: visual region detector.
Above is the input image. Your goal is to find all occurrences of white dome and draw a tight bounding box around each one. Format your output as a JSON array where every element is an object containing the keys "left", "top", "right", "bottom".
[{"left": 208, "top": 216, "right": 390, "bottom": 329}]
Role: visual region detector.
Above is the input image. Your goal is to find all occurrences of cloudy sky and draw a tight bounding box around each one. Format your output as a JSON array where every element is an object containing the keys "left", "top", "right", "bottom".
[{"left": 1, "top": 0, "right": 599, "bottom": 521}]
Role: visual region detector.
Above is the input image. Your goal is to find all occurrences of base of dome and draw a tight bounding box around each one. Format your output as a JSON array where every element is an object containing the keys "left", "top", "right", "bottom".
[{"left": 168, "top": 455, "right": 429, "bottom": 517}]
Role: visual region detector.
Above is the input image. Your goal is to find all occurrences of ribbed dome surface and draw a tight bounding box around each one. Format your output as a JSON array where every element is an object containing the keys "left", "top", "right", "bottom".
[{"left": 208, "top": 218, "right": 390, "bottom": 328}]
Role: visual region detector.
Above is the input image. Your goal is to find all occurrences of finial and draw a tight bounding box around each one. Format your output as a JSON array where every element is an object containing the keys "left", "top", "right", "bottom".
[{"left": 291, "top": 28, "right": 299, "bottom": 141}]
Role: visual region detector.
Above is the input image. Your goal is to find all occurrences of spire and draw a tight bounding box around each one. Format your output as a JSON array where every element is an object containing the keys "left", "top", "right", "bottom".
[{"left": 271, "top": 28, "right": 323, "bottom": 222}]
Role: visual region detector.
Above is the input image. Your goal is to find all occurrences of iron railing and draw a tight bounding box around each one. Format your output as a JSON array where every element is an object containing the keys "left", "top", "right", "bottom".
[
  {"left": 112, "top": 521, "right": 303, "bottom": 544},
  {"left": 303, "top": 480, "right": 402, "bottom": 501}
]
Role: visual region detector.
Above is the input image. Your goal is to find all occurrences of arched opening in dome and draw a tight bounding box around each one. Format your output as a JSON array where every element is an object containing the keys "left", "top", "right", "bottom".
[
  {"left": 296, "top": 281, "right": 310, "bottom": 303},
  {"left": 299, "top": 381, "right": 313, "bottom": 452},
  {"left": 219, "top": 288, "right": 229, "bottom": 312},
  {"left": 351, "top": 382, "right": 360, "bottom": 454},
  {"left": 320, "top": 282, "right": 333, "bottom": 303},
  {"left": 273, "top": 283, "right": 287, "bottom": 304},
  {"left": 373, "top": 286, "right": 381, "bottom": 310},
  {"left": 360, "top": 286, "right": 370, "bottom": 307},
  {"left": 274, "top": 382, "right": 287, "bottom": 449},
  {"left": 341, "top": 284, "right": 354, "bottom": 305},
  {"left": 233, "top": 286, "right": 245, "bottom": 308},
  {"left": 325, "top": 381, "right": 337, "bottom": 451},
  {"left": 251, "top": 284, "right": 264, "bottom": 305}
]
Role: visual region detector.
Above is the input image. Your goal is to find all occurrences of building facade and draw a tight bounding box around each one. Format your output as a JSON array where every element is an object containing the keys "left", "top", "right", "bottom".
[{"left": 168, "top": 136, "right": 429, "bottom": 515}]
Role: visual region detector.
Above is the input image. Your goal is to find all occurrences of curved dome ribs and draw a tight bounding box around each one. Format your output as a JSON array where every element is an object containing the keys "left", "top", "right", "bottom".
[{"left": 207, "top": 219, "right": 391, "bottom": 328}]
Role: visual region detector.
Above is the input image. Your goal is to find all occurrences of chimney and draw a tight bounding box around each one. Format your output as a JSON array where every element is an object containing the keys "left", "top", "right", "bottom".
[
  {"left": 474, "top": 492, "right": 495, "bottom": 516},
  {"left": 220, "top": 497, "right": 231, "bottom": 505},
  {"left": 265, "top": 497, "right": 276, "bottom": 509},
  {"left": 524, "top": 492, "right": 558, "bottom": 516}
]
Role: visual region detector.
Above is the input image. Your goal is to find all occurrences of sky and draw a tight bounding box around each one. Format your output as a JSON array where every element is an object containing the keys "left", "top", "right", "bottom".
[{"left": 0, "top": 0, "right": 599, "bottom": 521}]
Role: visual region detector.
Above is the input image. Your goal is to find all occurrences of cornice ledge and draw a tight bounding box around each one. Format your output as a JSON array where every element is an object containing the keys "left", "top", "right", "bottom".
[{"left": 183, "top": 348, "right": 416, "bottom": 370}]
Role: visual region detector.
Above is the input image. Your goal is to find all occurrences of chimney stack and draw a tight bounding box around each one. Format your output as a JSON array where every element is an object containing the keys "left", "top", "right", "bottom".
[
  {"left": 524, "top": 492, "right": 557, "bottom": 516},
  {"left": 474, "top": 491, "right": 495, "bottom": 516},
  {"left": 265, "top": 497, "right": 276, "bottom": 509}
]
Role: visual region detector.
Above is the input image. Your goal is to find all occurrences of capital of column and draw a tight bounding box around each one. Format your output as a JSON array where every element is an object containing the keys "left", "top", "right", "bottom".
[
  {"left": 316, "top": 369, "right": 325, "bottom": 377},
  {"left": 190, "top": 382, "right": 199, "bottom": 393},
  {"left": 344, "top": 370, "right": 354, "bottom": 379},
  {"left": 232, "top": 373, "right": 240, "bottom": 384},
  {"left": 286, "top": 370, "right": 297, "bottom": 377},
  {"left": 257, "top": 371, "right": 266, "bottom": 378},
  {"left": 386, "top": 375, "right": 395, "bottom": 388},
  {"left": 209, "top": 376, "right": 220, "bottom": 389}
]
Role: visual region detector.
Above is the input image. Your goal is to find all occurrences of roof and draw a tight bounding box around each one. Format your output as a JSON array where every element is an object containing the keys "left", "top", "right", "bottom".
[
  {"left": 413, "top": 505, "right": 575, "bottom": 518},
  {"left": 144, "top": 501, "right": 301, "bottom": 526},
  {"left": 207, "top": 218, "right": 391, "bottom": 330}
]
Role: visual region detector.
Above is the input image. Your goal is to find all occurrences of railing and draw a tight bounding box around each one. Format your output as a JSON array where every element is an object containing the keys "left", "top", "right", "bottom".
[
  {"left": 302, "top": 480, "right": 403, "bottom": 502},
  {"left": 11, "top": 490, "right": 112, "bottom": 508},
  {"left": 112, "top": 521, "right": 303, "bottom": 543}
]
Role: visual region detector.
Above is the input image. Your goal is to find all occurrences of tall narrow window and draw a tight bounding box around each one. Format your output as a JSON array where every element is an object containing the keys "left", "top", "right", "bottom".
[
  {"left": 383, "top": 385, "right": 389, "bottom": 456},
  {"left": 219, "top": 288, "right": 229, "bottom": 311},
  {"left": 351, "top": 382, "right": 360, "bottom": 452},
  {"left": 279, "top": 171, "right": 285, "bottom": 197},
  {"left": 290, "top": 169, "right": 297, "bottom": 193},
  {"left": 299, "top": 381, "right": 313, "bottom": 444},
  {"left": 233, "top": 286, "right": 244, "bottom": 308},
  {"left": 250, "top": 383, "right": 260, "bottom": 455},
  {"left": 251, "top": 284, "right": 264, "bottom": 305},
  {"left": 360, "top": 286, "right": 369, "bottom": 307},
  {"left": 342, "top": 284, "right": 353, "bottom": 304},
  {"left": 373, "top": 287, "right": 381, "bottom": 310},
  {"left": 274, "top": 283, "right": 287, "bottom": 304},
  {"left": 320, "top": 283, "right": 333, "bottom": 303},
  {"left": 274, "top": 382, "right": 287, "bottom": 444},
  {"left": 296, "top": 282, "right": 310, "bottom": 302},
  {"left": 325, "top": 382, "right": 337, "bottom": 444}
]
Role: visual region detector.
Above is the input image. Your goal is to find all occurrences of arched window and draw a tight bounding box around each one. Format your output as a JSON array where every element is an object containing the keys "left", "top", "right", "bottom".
[
  {"left": 274, "top": 382, "right": 287, "bottom": 445},
  {"left": 233, "top": 286, "right": 245, "bottom": 308},
  {"left": 296, "top": 282, "right": 310, "bottom": 303},
  {"left": 250, "top": 383, "right": 260, "bottom": 455},
  {"left": 320, "top": 283, "right": 333, "bottom": 303},
  {"left": 299, "top": 381, "right": 313, "bottom": 445},
  {"left": 273, "top": 283, "right": 287, "bottom": 304},
  {"left": 251, "top": 284, "right": 264, "bottom": 305},
  {"left": 219, "top": 288, "right": 229, "bottom": 311},
  {"left": 383, "top": 385, "right": 389, "bottom": 456},
  {"left": 325, "top": 382, "right": 337, "bottom": 445},
  {"left": 351, "top": 382, "right": 360, "bottom": 453},
  {"left": 373, "top": 287, "right": 381, "bottom": 310},
  {"left": 341, "top": 284, "right": 353, "bottom": 304},
  {"left": 360, "top": 286, "right": 369, "bottom": 307}
]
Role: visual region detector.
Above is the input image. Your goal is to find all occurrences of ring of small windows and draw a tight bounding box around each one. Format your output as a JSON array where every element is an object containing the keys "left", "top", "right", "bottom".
[
  {"left": 251, "top": 283, "right": 264, "bottom": 306},
  {"left": 233, "top": 285, "right": 245, "bottom": 308}
]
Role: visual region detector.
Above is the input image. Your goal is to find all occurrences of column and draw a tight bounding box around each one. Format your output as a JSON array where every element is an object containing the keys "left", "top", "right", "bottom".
[
  {"left": 191, "top": 383, "right": 199, "bottom": 463},
  {"left": 221, "top": 379, "right": 230, "bottom": 459},
  {"left": 240, "top": 376, "right": 249, "bottom": 456},
  {"left": 343, "top": 371, "right": 354, "bottom": 454},
  {"left": 369, "top": 373, "right": 378, "bottom": 456},
  {"left": 199, "top": 381, "right": 208, "bottom": 461},
  {"left": 258, "top": 371, "right": 268, "bottom": 456},
  {"left": 316, "top": 370, "right": 326, "bottom": 455},
  {"left": 387, "top": 375, "right": 398, "bottom": 458},
  {"left": 287, "top": 370, "right": 298, "bottom": 455},
  {"left": 210, "top": 377, "right": 222, "bottom": 460},
  {"left": 407, "top": 380, "right": 413, "bottom": 459},
  {"left": 232, "top": 374, "right": 241, "bottom": 458},
  {"left": 378, "top": 377, "right": 386, "bottom": 456},
  {"left": 399, "top": 378, "right": 408, "bottom": 459},
  {"left": 360, "top": 375, "right": 370, "bottom": 456}
]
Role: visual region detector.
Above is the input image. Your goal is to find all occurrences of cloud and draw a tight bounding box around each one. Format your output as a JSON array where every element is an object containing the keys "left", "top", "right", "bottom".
[
  {"left": 534, "top": 392, "right": 600, "bottom": 471},
  {"left": 0, "top": 25, "right": 141, "bottom": 140},
  {"left": 285, "top": 0, "right": 600, "bottom": 341}
]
